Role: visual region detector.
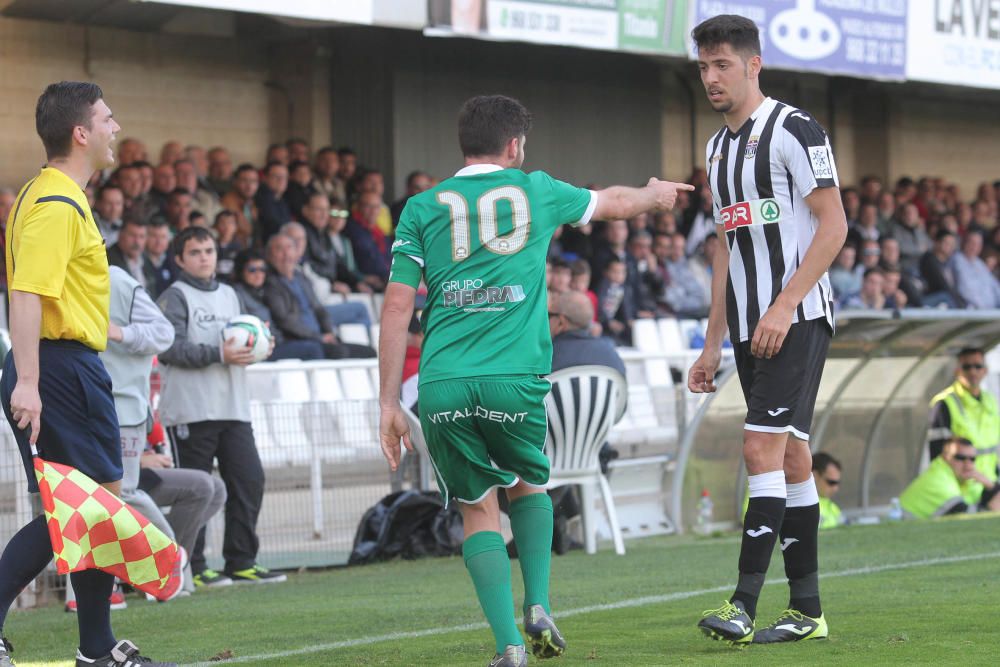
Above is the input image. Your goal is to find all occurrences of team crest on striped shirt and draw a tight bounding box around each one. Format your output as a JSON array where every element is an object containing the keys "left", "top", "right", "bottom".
[{"left": 745, "top": 136, "right": 760, "bottom": 159}]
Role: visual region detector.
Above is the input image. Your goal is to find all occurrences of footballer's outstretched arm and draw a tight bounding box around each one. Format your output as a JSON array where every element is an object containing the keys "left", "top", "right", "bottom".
[
  {"left": 377, "top": 281, "right": 416, "bottom": 471},
  {"left": 592, "top": 178, "right": 695, "bottom": 221}
]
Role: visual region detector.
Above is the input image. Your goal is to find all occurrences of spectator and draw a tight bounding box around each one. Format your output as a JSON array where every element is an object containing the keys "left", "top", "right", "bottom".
[
  {"left": 135, "top": 160, "right": 155, "bottom": 197},
  {"left": 117, "top": 136, "right": 147, "bottom": 166},
  {"left": 355, "top": 169, "right": 393, "bottom": 235},
  {"left": 156, "top": 187, "right": 194, "bottom": 232},
  {"left": 94, "top": 184, "right": 125, "bottom": 245},
  {"left": 345, "top": 192, "right": 390, "bottom": 288},
  {"left": 688, "top": 232, "right": 717, "bottom": 308},
  {"left": 900, "top": 438, "right": 1000, "bottom": 518},
  {"left": 101, "top": 266, "right": 226, "bottom": 597},
  {"left": 843, "top": 268, "right": 886, "bottom": 310},
  {"left": 550, "top": 290, "right": 626, "bottom": 377},
  {"left": 232, "top": 249, "right": 325, "bottom": 361},
  {"left": 627, "top": 231, "right": 661, "bottom": 317},
  {"left": 206, "top": 146, "right": 233, "bottom": 197},
  {"left": 927, "top": 348, "right": 998, "bottom": 496},
  {"left": 255, "top": 161, "right": 292, "bottom": 243},
  {"left": 149, "top": 162, "right": 177, "bottom": 215},
  {"left": 970, "top": 199, "right": 996, "bottom": 234},
  {"left": 811, "top": 453, "right": 844, "bottom": 529},
  {"left": 662, "top": 232, "right": 710, "bottom": 318},
  {"left": 391, "top": 170, "right": 432, "bottom": 225},
  {"left": 881, "top": 266, "right": 908, "bottom": 309},
  {"left": 337, "top": 147, "right": 358, "bottom": 198},
  {"left": 919, "top": 230, "right": 964, "bottom": 308},
  {"left": 221, "top": 163, "right": 260, "bottom": 247},
  {"left": 953, "top": 231, "right": 1000, "bottom": 309},
  {"left": 888, "top": 203, "right": 931, "bottom": 274},
  {"left": 0, "top": 187, "right": 13, "bottom": 298},
  {"left": 176, "top": 158, "right": 221, "bottom": 224},
  {"left": 265, "top": 143, "right": 289, "bottom": 166},
  {"left": 327, "top": 198, "right": 378, "bottom": 290},
  {"left": 118, "top": 162, "right": 155, "bottom": 225},
  {"left": 560, "top": 220, "right": 594, "bottom": 261},
  {"left": 159, "top": 140, "right": 183, "bottom": 167},
  {"left": 590, "top": 218, "right": 631, "bottom": 288},
  {"left": 569, "top": 259, "right": 599, "bottom": 327},
  {"left": 107, "top": 219, "right": 156, "bottom": 292},
  {"left": 286, "top": 137, "right": 310, "bottom": 165},
  {"left": 847, "top": 203, "right": 880, "bottom": 248},
  {"left": 214, "top": 210, "right": 242, "bottom": 283},
  {"left": 262, "top": 234, "right": 375, "bottom": 359},
  {"left": 279, "top": 221, "right": 371, "bottom": 328},
  {"left": 314, "top": 146, "right": 345, "bottom": 204},
  {"left": 859, "top": 175, "right": 883, "bottom": 206},
  {"left": 858, "top": 238, "right": 881, "bottom": 272},
  {"left": 186, "top": 144, "right": 210, "bottom": 180},
  {"left": 300, "top": 191, "right": 369, "bottom": 295},
  {"left": 596, "top": 258, "right": 634, "bottom": 345},
  {"left": 144, "top": 218, "right": 176, "bottom": 300},
  {"left": 547, "top": 257, "right": 572, "bottom": 294},
  {"left": 683, "top": 184, "right": 715, "bottom": 252},
  {"left": 841, "top": 187, "right": 861, "bottom": 225},
  {"left": 284, "top": 160, "right": 316, "bottom": 222},
  {"left": 829, "top": 244, "right": 862, "bottom": 304},
  {"left": 879, "top": 236, "right": 923, "bottom": 306},
  {"left": 876, "top": 190, "right": 896, "bottom": 232},
  {"left": 157, "top": 227, "right": 285, "bottom": 586}
]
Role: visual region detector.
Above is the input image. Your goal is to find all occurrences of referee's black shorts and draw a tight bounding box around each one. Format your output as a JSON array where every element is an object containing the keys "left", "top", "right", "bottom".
[
  {"left": 1, "top": 339, "right": 122, "bottom": 492},
  {"left": 733, "top": 318, "right": 831, "bottom": 441}
]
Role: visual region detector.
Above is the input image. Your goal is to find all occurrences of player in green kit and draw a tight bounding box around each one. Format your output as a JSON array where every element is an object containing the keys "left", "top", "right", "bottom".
[{"left": 378, "top": 95, "right": 692, "bottom": 667}]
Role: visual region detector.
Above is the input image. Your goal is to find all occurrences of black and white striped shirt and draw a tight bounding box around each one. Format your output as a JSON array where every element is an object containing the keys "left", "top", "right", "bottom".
[{"left": 707, "top": 97, "right": 839, "bottom": 343}]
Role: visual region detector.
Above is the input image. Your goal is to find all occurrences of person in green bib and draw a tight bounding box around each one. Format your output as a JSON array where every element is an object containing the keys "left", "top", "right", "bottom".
[
  {"left": 811, "top": 453, "right": 844, "bottom": 529},
  {"left": 377, "top": 94, "right": 692, "bottom": 667},
  {"left": 927, "top": 348, "right": 999, "bottom": 505},
  {"left": 901, "top": 438, "right": 1000, "bottom": 519}
]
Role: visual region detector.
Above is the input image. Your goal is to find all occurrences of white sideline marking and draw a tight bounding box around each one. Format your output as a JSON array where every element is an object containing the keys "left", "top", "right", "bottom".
[{"left": 184, "top": 551, "right": 1000, "bottom": 666}]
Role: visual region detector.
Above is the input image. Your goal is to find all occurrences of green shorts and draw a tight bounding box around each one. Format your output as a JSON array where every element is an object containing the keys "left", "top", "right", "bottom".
[{"left": 419, "top": 374, "right": 551, "bottom": 505}]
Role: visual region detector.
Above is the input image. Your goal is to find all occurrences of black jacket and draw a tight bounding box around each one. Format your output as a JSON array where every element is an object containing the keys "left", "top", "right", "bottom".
[
  {"left": 107, "top": 244, "right": 159, "bottom": 295},
  {"left": 303, "top": 223, "right": 358, "bottom": 288},
  {"left": 262, "top": 269, "right": 333, "bottom": 342}
]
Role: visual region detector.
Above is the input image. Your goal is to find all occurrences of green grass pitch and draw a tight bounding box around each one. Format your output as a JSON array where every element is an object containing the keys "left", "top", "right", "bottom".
[{"left": 6, "top": 514, "right": 998, "bottom": 666}]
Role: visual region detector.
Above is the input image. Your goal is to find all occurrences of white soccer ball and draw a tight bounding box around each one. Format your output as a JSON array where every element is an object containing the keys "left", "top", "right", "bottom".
[{"left": 221, "top": 315, "right": 271, "bottom": 363}]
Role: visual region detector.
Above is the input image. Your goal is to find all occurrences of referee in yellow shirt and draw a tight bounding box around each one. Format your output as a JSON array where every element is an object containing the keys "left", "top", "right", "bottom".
[{"left": 0, "top": 83, "right": 174, "bottom": 667}]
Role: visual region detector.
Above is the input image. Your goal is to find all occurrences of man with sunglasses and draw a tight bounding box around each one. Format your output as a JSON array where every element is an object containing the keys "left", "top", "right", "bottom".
[
  {"left": 900, "top": 438, "right": 1000, "bottom": 518},
  {"left": 927, "top": 348, "right": 999, "bottom": 505},
  {"left": 811, "top": 453, "right": 844, "bottom": 529}
]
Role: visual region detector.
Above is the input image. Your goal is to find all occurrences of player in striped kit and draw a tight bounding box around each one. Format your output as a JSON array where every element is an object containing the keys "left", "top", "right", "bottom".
[{"left": 686, "top": 15, "right": 848, "bottom": 645}]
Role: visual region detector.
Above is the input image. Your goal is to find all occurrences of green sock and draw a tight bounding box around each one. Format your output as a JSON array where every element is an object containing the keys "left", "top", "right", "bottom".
[
  {"left": 509, "top": 492, "right": 553, "bottom": 615},
  {"left": 463, "top": 531, "right": 523, "bottom": 653}
]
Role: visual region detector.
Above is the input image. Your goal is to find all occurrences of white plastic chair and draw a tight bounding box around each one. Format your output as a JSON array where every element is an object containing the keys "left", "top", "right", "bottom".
[
  {"left": 338, "top": 323, "right": 371, "bottom": 345},
  {"left": 543, "top": 365, "right": 627, "bottom": 555},
  {"left": 631, "top": 319, "right": 661, "bottom": 353}
]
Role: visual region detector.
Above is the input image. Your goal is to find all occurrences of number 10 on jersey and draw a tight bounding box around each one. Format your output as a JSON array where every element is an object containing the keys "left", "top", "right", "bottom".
[{"left": 437, "top": 186, "right": 532, "bottom": 261}]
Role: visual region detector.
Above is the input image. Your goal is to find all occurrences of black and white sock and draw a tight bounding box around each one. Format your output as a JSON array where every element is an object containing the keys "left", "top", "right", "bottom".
[
  {"left": 779, "top": 477, "right": 822, "bottom": 618},
  {"left": 732, "top": 470, "right": 786, "bottom": 619}
]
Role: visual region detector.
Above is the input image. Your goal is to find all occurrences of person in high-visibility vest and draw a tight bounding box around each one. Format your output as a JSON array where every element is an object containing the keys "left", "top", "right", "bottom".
[
  {"left": 901, "top": 438, "right": 1000, "bottom": 519},
  {"left": 927, "top": 347, "right": 999, "bottom": 505},
  {"left": 812, "top": 453, "right": 844, "bottom": 529}
]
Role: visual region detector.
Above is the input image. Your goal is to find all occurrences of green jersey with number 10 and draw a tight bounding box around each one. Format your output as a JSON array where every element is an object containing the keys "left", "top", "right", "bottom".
[{"left": 390, "top": 164, "right": 596, "bottom": 384}]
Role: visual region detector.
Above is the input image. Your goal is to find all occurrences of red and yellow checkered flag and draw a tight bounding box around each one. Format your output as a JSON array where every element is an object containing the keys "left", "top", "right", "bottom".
[{"left": 33, "top": 455, "right": 180, "bottom": 600}]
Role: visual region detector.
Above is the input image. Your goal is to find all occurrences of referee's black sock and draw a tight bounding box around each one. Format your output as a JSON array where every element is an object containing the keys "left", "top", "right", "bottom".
[
  {"left": 72, "top": 569, "right": 116, "bottom": 659},
  {"left": 0, "top": 515, "right": 53, "bottom": 631},
  {"left": 732, "top": 471, "right": 786, "bottom": 619},
  {"left": 780, "top": 478, "right": 822, "bottom": 618}
]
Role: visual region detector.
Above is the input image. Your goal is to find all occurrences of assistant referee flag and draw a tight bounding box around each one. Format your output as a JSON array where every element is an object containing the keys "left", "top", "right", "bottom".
[{"left": 33, "top": 452, "right": 180, "bottom": 600}]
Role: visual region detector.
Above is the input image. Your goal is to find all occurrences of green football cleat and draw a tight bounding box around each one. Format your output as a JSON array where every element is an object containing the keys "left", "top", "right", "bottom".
[
  {"left": 523, "top": 604, "right": 566, "bottom": 658},
  {"left": 753, "top": 609, "right": 828, "bottom": 643},
  {"left": 698, "top": 599, "right": 754, "bottom": 644},
  {"left": 488, "top": 644, "right": 527, "bottom": 667}
]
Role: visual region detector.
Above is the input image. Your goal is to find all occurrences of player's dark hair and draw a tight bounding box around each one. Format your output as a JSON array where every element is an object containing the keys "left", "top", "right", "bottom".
[
  {"left": 812, "top": 452, "right": 841, "bottom": 473},
  {"left": 35, "top": 81, "right": 105, "bottom": 160},
  {"left": 957, "top": 347, "right": 984, "bottom": 359},
  {"left": 173, "top": 226, "right": 215, "bottom": 258},
  {"left": 691, "top": 14, "right": 761, "bottom": 58},
  {"left": 458, "top": 95, "right": 533, "bottom": 158}
]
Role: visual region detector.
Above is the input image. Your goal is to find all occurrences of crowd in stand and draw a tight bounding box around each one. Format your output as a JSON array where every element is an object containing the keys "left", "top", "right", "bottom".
[{"left": 2, "top": 140, "right": 999, "bottom": 354}]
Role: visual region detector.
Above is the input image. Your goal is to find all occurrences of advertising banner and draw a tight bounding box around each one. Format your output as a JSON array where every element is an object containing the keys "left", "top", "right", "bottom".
[
  {"left": 426, "top": 0, "right": 689, "bottom": 56},
  {"left": 143, "top": 0, "right": 373, "bottom": 24},
  {"left": 690, "top": 0, "right": 907, "bottom": 80},
  {"left": 906, "top": 1, "right": 1000, "bottom": 89}
]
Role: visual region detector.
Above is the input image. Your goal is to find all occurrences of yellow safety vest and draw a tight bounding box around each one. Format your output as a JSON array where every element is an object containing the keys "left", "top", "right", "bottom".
[
  {"left": 818, "top": 497, "right": 843, "bottom": 529},
  {"left": 900, "top": 457, "right": 975, "bottom": 519},
  {"left": 930, "top": 380, "right": 1000, "bottom": 501}
]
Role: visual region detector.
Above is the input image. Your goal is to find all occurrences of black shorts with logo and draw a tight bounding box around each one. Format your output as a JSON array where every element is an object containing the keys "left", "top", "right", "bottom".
[{"left": 733, "top": 318, "right": 831, "bottom": 441}]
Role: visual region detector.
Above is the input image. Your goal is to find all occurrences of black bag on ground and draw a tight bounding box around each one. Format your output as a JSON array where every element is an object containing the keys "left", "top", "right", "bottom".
[{"left": 348, "top": 490, "right": 464, "bottom": 565}]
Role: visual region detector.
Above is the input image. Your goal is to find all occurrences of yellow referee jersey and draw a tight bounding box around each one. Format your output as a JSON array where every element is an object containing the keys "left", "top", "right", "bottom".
[{"left": 5, "top": 167, "right": 110, "bottom": 351}]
